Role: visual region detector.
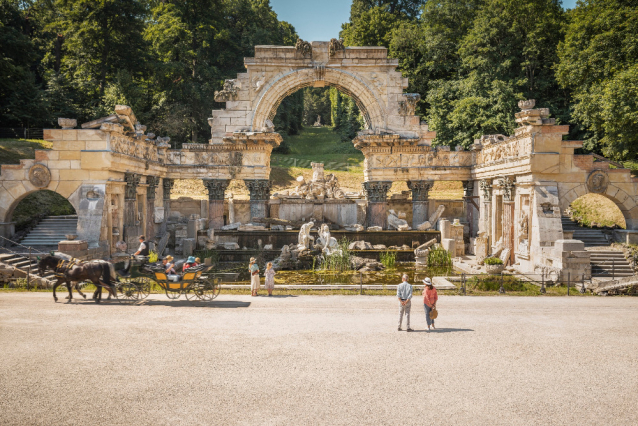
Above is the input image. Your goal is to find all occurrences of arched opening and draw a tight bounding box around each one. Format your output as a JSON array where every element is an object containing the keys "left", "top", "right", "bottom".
[
  {"left": 9, "top": 190, "right": 76, "bottom": 242},
  {"left": 567, "top": 193, "right": 626, "bottom": 229}
]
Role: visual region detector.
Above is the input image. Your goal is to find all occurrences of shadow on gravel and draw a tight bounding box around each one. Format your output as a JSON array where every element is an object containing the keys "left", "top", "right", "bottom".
[
  {"left": 138, "top": 300, "right": 252, "bottom": 308},
  {"left": 412, "top": 328, "right": 474, "bottom": 333},
  {"left": 60, "top": 299, "right": 252, "bottom": 308}
]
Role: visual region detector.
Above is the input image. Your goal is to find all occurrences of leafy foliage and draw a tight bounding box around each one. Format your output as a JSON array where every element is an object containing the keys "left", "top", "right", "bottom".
[
  {"left": 380, "top": 251, "right": 397, "bottom": 269},
  {"left": 427, "top": 245, "right": 452, "bottom": 267},
  {"left": 321, "top": 238, "right": 353, "bottom": 272},
  {"left": 484, "top": 257, "right": 503, "bottom": 265},
  {"left": 556, "top": 0, "right": 638, "bottom": 159}
]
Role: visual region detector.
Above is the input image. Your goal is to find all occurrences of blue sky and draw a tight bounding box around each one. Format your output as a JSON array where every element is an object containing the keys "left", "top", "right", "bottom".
[{"left": 270, "top": 0, "right": 579, "bottom": 42}]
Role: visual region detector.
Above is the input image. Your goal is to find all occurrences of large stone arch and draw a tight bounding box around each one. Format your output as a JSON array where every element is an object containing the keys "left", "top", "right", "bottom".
[
  {"left": 3, "top": 187, "right": 80, "bottom": 224},
  {"left": 251, "top": 68, "right": 386, "bottom": 132},
  {"left": 558, "top": 181, "right": 638, "bottom": 230}
]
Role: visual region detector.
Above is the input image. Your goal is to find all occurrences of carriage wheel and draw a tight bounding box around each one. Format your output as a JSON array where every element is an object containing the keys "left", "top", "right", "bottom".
[
  {"left": 136, "top": 277, "right": 151, "bottom": 299},
  {"left": 185, "top": 285, "right": 201, "bottom": 302},
  {"left": 164, "top": 288, "right": 181, "bottom": 300},
  {"left": 117, "top": 282, "right": 140, "bottom": 304},
  {"left": 197, "top": 279, "right": 221, "bottom": 301}
]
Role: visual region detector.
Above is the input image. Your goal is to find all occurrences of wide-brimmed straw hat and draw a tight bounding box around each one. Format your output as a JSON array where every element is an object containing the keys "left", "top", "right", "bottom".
[
  {"left": 250, "top": 257, "right": 256, "bottom": 262},
  {"left": 165, "top": 255, "right": 173, "bottom": 261},
  {"left": 423, "top": 277, "right": 432, "bottom": 285}
]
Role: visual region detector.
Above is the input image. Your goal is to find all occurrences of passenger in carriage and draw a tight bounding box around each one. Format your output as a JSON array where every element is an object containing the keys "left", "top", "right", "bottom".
[
  {"left": 164, "top": 255, "right": 179, "bottom": 282},
  {"left": 183, "top": 256, "right": 197, "bottom": 270}
]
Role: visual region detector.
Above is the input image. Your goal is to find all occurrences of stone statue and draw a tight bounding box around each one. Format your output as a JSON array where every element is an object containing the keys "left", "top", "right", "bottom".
[
  {"left": 297, "top": 221, "right": 315, "bottom": 250},
  {"left": 316, "top": 224, "right": 339, "bottom": 256},
  {"left": 387, "top": 209, "right": 411, "bottom": 231},
  {"left": 313, "top": 115, "right": 322, "bottom": 127},
  {"left": 286, "top": 164, "right": 346, "bottom": 201},
  {"left": 414, "top": 238, "right": 437, "bottom": 266}
]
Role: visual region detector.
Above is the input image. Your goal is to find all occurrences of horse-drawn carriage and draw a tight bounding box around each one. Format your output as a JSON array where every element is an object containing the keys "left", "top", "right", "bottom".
[
  {"left": 114, "top": 257, "right": 221, "bottom": 302},
  {"left": 38, "top": 254, "right": 221, "bottom": 304}
]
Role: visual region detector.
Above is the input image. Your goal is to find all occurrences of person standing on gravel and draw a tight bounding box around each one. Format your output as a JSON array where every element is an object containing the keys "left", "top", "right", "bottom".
[
  {"left": 423, "top": 277, "right": 438, "bottom": 331},
  {"left": 249, "top": 258, "right": 260, "bottom": 297},
  {"left": 397, "top": 274, "right": 413, "bottom": 332}
]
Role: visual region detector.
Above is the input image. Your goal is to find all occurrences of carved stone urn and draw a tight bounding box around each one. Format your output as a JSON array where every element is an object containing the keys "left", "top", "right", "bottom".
[
  {"left": 65, "top": 234, "right": 78, "bottom": 241},
  {"left": 485, "top": 264, "right": 504, "bottom": 274},
  {"left": 58, "top": 118, "right": 77, "bottom": 129}
]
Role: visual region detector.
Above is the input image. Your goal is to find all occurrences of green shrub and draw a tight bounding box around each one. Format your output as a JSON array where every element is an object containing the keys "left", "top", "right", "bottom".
[
  {"left": 322, "top": 238, "right": 352, "bottom": 271},
  {"left": 484, "top": 257, "right": 503, "bottom": 265},
  {"left": 379, "top": 251, "right": 396, "bottom": 269},
  {"left": 427, "top": 246, "right": 452, "bottom": 267},
  {"left": 469, "top": 275, "right": 525, "bottom": 292}
]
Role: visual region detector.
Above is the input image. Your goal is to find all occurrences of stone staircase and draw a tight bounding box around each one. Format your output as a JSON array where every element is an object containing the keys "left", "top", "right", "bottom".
[
  {"left": 561, "top": 216, "right": 610, "bottom": 247},
  {"left": 588, "top": 250, "right": 634, "bottom": 278},
  {"left": 0, "top": 253, "right": 56, "bottom": 286},
  {"left": 20, "top": 215, "right": 78, "bottom": 247}
]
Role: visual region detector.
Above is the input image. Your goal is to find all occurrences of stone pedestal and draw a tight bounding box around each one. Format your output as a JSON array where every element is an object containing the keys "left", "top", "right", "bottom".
[
  {"left": 442, "top": 238, "right": 456, "bottom": 256},
  {"left": 203, "top": 179, "right": 229, "bottom": 229},
  {"left": 440, "top": 219, "right": 451, "bottom": 240},
  {"left": 58, "top": 239, "right": 89, "bottom": 258},
  {"left": 363, "top": 181, "right": 391, "bottom": 229},
  {"left": 408, "top": 180, "right": 433, "bottom": 229},
  {"left": 451, "top": 220, "right": 465, "bottom": 257},
  {"left": 245, "top": 179, "right": 271, "bottom": 221}
]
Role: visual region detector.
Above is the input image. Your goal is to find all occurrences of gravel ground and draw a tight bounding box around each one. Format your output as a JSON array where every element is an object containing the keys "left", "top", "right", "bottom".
[{"left": 1, "top": 293, "right": 637, "bottom": 425}]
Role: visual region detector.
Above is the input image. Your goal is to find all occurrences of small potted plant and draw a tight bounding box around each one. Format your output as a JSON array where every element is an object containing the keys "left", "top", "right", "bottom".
[{"left": 484, "top": 257, "right": 504, "bottom": 274}]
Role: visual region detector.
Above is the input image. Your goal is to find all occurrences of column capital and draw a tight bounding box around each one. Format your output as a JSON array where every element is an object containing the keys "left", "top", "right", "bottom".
[
  {"left": 479, "top": 179, "right": 492, "bottom": 202},
  {"left": 124, "top": 173, "right": 140, "bottom": 200},
  {"left": 146, "top": 176, "right": 159, "bottom": 200},
  {"left": 203, "top": 179, "right": 230, "bottom": 201},
  {"left": 407, "top": 180, "right": 434, "bottom": 202},
  {"left": 498, "top": 176, "right": 514, "bottom": 202},
  {"left": 162, "top": 178, "right": 174, "bottom": 201},
  {"left": 244, "top": 179, "right": 271, "bottom": 201},
  {"left": 362, "top": 181, "right": 392, "bottom": 202}
]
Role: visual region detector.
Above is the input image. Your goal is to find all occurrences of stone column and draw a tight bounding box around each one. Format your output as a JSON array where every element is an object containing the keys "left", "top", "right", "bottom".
[
  {"left": 479, "top": 179, "right": 492, "bottom": 247},
  {"left": 145, "top": 176, "right": 159, "bottom": 240},
  {"left": 362, "top": 181, "right": 392, "bottom": 229},
  {"left": 244, "top": 179, "right": 271, "bottom": 221},
  {"left": 407, "top": 180, "right": 433, "bottom": 229},
  {"left": 123, "top": 173, "right": 141, "bottom": 248},
  {"left": 462, "top": 180, "right": 474, "bottom": 237},
  {"left": 500, "top": 176, "right": 515, "bottom": 265},
  {"left": 203, "top": 179, "right": 229, "bottom": 229},
  {"left": 161, "top": 178, "right": 174, "bottom": 235}
]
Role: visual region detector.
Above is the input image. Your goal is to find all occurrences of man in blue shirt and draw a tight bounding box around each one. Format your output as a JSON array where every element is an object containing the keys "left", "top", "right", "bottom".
[{"left": 396, "top": 274, "right": 413, "bottom": 331}]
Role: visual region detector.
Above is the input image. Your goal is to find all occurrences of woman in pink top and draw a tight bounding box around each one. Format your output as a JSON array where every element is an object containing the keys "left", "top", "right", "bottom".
[{"left": 422, "top": 277, "right": 438, "bottom": 330}]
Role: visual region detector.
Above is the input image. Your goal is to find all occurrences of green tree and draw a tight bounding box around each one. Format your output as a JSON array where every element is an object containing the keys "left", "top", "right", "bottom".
[
  {"left": 556, "top": 0, "right": 638, "bottom": 159},
  {"left": 0, "top": 0, "right": 48, "bottom": 127},
  {"left": 425, "top": 0, "right": 567, "bottom": 147}
]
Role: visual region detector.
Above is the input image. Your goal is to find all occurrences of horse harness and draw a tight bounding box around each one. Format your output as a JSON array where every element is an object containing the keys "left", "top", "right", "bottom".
[{"left": 54, "top": 258, "right": 83, "bottom": 278}]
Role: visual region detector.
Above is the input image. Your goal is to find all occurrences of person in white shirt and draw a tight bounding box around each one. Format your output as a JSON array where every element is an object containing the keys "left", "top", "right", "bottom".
[
  {"left": 396, "top": 274, "right": 413, "bottom": 332},
  {"left": 133, "top": 236, "right": 149, "bottom": 256}
]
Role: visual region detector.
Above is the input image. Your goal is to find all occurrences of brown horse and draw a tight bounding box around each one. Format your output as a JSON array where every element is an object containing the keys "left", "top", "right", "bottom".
[{"left": 38, "top": 255, "right": 117, "bottom": 303}]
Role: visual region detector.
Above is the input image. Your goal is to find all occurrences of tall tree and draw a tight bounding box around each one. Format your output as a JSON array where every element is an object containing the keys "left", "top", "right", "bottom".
[
  {"left": 425, "top": 0, "right": 566, "bottom": 147},
  {"left": 0, "top": 0, "right": 48, "bottom": 127},
  {"left": 556, "top": 0, "right": 638, "bottom": 159}
]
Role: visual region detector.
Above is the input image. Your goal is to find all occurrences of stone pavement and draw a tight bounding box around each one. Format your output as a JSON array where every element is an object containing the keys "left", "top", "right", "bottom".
[{"left": 1, "top": 293, "right": 637, "bottom": 425}]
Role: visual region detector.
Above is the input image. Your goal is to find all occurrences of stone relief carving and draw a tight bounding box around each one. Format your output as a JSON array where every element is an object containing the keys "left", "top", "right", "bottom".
[
  {"left": 587, "top": 170, "right": 610, "bottom": 194},
  {"left": 273, "top": 163, "right": 345, "bottom": 200},
  {"left": 146, "top": 176, "right": 159, "bottom": 200},
  {"left": 366, "top": 151, "right": 473, "bottom": 169},
  {"left": 329, "top": 38, "right": 345, "bottom": 57},
  {"left": 517, "top": 210, "right": 529, "bottom": 256},
  {"left": 251, "top": 72, "right": 266, "bottom": 92},
  {"left": 398, "top": 93, "right": 420, "bottom": 116},
  {"left": 28, "top": 164, "right": 51, "bottom": 188},
  {"left": 214, "top": 79, "right": 240, "bottom": 102},
  {"left": 110, "top": 135, "right": 159, "bottom": 162},
  {"left": 58, "top": 118, "right": 77, "bottom": 129},
  {"left": 295, "top": 39, "right": 312, "bottom": 58},
  {"left": 478, "top": 137, "right": 531, "bottom": 164},
  {"left": 518, "top": 99, "right": 536, "bottom": 110},
  {"left": 162, "top": 178, "right": 174, "bottom": 200}
]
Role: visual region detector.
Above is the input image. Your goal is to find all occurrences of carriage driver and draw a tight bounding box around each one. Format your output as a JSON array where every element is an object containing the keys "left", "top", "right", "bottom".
[{"left": 133, "top": 235, "right": 150, "bottom": 257}]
